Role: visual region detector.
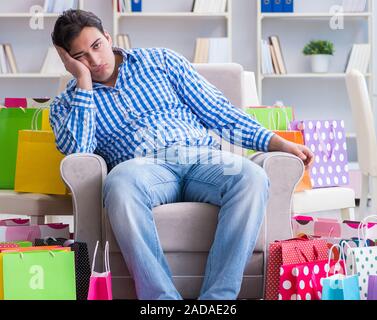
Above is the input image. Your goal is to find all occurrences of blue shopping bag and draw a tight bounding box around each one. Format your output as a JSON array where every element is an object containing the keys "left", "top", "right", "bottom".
[{"left": 321, "top": 242, "right": 360, "bottom": 300}]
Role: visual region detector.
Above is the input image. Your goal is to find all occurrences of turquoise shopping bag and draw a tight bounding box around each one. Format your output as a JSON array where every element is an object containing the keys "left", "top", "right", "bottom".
[{"left": 321, "top": 243, "right": 360, "bottom": 300}]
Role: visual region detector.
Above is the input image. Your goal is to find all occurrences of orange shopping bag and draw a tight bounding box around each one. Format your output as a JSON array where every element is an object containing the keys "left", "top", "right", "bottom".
[{"left": 274, "top": 130, "right": 312, "bottom": 192}]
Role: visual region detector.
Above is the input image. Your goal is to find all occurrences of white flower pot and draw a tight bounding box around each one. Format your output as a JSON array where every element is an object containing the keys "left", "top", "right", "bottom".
[{"left": 310, "top": 54, "right": 331, "bottom": 73}]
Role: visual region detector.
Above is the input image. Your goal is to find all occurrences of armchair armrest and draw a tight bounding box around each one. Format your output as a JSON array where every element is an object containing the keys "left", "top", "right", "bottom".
[
  {"left": 60, "top": 153, "right": 107, "bottom": 265},
  {"left": 250, "top": 152, "right": 304, "bottom": 245}
]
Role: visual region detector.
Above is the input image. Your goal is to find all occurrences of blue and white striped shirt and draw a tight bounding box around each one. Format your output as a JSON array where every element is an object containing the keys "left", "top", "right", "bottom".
[{"left": 50, "top": 47, "right": 274, "bottom": 170}]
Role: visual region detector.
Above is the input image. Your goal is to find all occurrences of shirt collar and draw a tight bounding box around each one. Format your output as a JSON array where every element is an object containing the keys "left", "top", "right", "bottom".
[{"left": 67, "top": 47, "right": 136, "bottom": 91}]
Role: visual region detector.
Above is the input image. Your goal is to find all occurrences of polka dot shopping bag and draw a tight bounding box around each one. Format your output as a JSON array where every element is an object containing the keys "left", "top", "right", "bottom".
[
  {"left": 291, "top": 120, "right": 349, "bottom": 188},
  {"left": 346, "top": 215, "right": 377, "bottom": 300},
  {"left": 278, "top": 244, "right": 345, "bottom": 300},
  {"left": 265, "top": 237, "right": 330, "bottom": 300}
]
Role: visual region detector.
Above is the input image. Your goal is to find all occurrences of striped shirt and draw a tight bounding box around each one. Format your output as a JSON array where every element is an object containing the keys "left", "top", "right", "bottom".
[{"left": 50, "top": 47, "right": 274, "bottom": 170}]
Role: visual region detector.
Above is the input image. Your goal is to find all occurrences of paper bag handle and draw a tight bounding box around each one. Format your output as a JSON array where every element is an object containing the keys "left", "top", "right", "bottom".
[
  {"left": 358, "top": 215, "right": 377, "bottom": 247},
  {"left": 91, "top": 241, "right": 110, "bottom": 273}
]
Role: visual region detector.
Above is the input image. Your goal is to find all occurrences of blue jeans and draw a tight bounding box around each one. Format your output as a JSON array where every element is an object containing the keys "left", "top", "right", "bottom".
[{"left": 103, "top": 145, "right": 269, "bottom": 300}]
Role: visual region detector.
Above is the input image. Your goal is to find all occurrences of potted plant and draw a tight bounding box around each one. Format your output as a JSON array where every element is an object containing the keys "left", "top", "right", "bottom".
[{"left": 303, "top": 40, "right": 334, "bottom": 73}]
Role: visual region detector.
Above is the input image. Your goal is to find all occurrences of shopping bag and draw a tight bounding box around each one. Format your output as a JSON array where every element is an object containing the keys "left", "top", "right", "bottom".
[
  {"left": 292, "top": 216, "right": 377, "bottom": 245},
  {"left": 0, "top": 108, "right": 42, "bottom": 189},
  {"left": 0, "top": 223, "right": 70, "bottom": 243},
  {"left": 0, "top": 246, "right": 68, "bottom": 299},
  {"left": 246, "top": 106, "right": 294, "bottom": 131},
  {"left": 0, "top": 218, "right": 30, "bottom": 226},
  {"left": 87, "top": 241, "right": 112, "bottom": 300},
  {"left": 265, "top": 237, "right": 329, "bottom": 300},
  {"left": 41, "top": 108, "right": 52, "bottom": 131},
  {"left": 26, "top": 98, "right": 53, "bottom": 109},
  {"left": 367, "top": 275, "right": 377, "bottom": 300},
  {"left": 274, "top": 130, "right": 312, "bottom": 191},
  {"left": 322, "top": 243, "right": 360, "bottom": 300},
  {"left": 2, "top": 248, "right": 76, "bottom": 300},
  {"left": 346, "top": 215, "right": 377, "bottom": 300},
  {"left": 14, "top": 130, "right": 67, "bottom": 195},
  {"left": 4, "top": 98, "right": 27, "bottom": 108},
  {"left": 278, "top": 245, "right": 345, "bottom": 300},
  {"left": 291, "top": 120, "right": 349, "bottom": 188},
  {"left": 35, "top": 238, "right": 91, "bottom": 300},
  {"left": 245, "top": 106, "right": 294, "bottom": 156}
]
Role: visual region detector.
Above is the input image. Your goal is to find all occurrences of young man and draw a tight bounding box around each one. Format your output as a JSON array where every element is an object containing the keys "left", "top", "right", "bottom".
[{"left": 50, "top": 10, "right": 313, "bottom": 300}]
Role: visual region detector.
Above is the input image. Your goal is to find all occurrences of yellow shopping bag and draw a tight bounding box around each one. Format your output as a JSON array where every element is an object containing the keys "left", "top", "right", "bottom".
[
  {"left": 41, "top": 109, "right": 52, "bottom": 131},
  {"left": 14, "top": 130, "right": 68, "bottom": 195}
]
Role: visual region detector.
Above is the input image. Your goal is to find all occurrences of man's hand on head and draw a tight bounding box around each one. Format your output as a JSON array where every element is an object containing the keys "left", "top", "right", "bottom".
[
  {"left": 268, "top": 134, "right": 314, "bottom": 169},
  {"left": 54, "top": 45, "right": 93, "bottom": 90}
]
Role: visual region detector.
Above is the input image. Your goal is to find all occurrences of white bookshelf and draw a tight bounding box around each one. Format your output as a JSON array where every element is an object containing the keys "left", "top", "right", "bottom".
[
  {"left": 256, "top": 0, "right": 374, "bottom": 141},
  {"left": 118, "top": 12, "right": 230, "bottom": 18},
  {"left": 112, "top": 0, "right": 233, "bottom": 62},
  {"left": 261, "top": 12, "right": 372, "bottom": 19},
  {"left": 261, "top": 73, "right": 372, "bottom": 79},
  {"left": 0, "top": 0, "right": 84, "bottom": 81},
  {"left": 0, "top": 73, "right": 62, "bottom": 78}
]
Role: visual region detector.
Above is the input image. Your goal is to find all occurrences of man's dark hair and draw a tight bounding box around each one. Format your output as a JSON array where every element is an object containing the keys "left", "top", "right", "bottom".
[{"left": 51, "top": 9, "right": 105, "bottom": 52}]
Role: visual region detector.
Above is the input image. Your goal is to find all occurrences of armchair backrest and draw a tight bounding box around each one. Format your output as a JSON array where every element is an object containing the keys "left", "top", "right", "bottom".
[
  {"left": 193, "top": 63, "right": 245, "bottom": 108},
  {"left": 345, "top": 70, "right": 377, "bottom": 176}
]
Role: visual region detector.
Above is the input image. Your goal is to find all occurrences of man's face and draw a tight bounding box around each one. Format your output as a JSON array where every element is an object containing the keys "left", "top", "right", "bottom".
[{"left": 69, "top": 26, "right": 116, "bottom": 83}]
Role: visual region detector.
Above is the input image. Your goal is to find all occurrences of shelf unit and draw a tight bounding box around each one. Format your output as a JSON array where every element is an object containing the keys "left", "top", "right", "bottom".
[
  {"left": 260, "top": 12, "right": 372, "bottom": 19},
  {"left": 0, "top": 73, "right": 62, "bottom": 78},
  {"left": 0, "top": 0, "right": 84, "bottom": 80},
  {"left": 112, "top": 0, "right": 233, "bottom": 62},
  {"left": 256, "top": 0, "right": 374, "bottom": 141}
]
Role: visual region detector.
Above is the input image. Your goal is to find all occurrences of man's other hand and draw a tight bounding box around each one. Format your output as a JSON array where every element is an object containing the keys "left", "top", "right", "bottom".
[{"left": 268, "top": 134, "right": 314, "bottom": 169}]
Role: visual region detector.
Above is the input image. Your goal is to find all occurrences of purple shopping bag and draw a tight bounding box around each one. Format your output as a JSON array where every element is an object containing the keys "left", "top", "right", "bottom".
[
  {"left": 368, "top": 275, "right": 377, "bottom": 300},
  {"left": 87, "top": 241, "right": 112, "bottom": 300},
  {"left": 291, "top": 120, "right": 349, "bottom": 188}
]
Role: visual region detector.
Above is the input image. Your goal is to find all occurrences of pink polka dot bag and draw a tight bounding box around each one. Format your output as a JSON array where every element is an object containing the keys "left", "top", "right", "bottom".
[
  {"left": 278, "top": 245, "right": 345, "bottom": 300},
  {"left": 291, "top": 120, "right": 349, "bottom": 188}
]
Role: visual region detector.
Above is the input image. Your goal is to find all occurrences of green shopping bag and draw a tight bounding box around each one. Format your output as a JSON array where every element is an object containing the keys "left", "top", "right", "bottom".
[
  {"left": 2, "top": 249, "right": 76, "bottom": 300},
  {"left": 245, "top": 106, "right": 294, "bottom": 156},
  {"left": 245, "top": 106, "right": 294, "bottom": 131},
  {"left": 0, "top": 108, "right": 42, "bottom": 189}
]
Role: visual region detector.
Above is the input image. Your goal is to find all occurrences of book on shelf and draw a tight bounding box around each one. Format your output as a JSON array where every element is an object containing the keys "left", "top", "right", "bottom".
[
  {"left": 131, "top": 0, "right": 142, "bottom": 12},
  {"left": 44, "top": 0, "right": 79, "bottom": 13},
  {"left": 40, "top": 46, "right": 67, "bottom": 74},
  {"left": 192, "top": 0, "right": 227, "bottom": 13},
  {"left": 269, "top": 44, "right": 280, "bottom": 74},
  {"left": 0, "top": 44, "right": 18, "bottom": 74},
  {"left": 268, "top": 36, "right": 287, "bottom": 74},
  {"left": 117, "top": 34, "right": 132, "bottom": 50},
  {"left": 193, "top": 38, "right": 231, "bottom": 63},
  {"left": 345, "top": 43, "right": 371, "bottom": 74},
  {"left": 117, "top": 0, "right": 143, "bottom": 13},
  {"left": 261, "top": 40, "right": 274, "bottom": 75},
  {"left": 342, "top": 0, "right": 367, "bottom": 13}
]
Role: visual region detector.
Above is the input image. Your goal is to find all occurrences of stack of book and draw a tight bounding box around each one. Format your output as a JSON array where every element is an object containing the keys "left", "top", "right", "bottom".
[
  {"left": 117, "top": 0, "right": 142, "bottom": 13},
  {"left": 192, "top": 0, "right": 228, "bottom": 13},
  {"left": 0, "top": 44, "right": 18, "bottom": 74},
  {"left": 261, "top": 36, "right": 286, "bottom": 75},
  {"left": 193, "top": 38, "right": 231, "bottom": 63},
  {"left": 117, "top": 34, "right": 132, "bottom": 50},
  {"left": 345, "top": 44, "right": 371, "bottom": 74},
  {"left": 43, "top": 0, "right": 79, "bottom": 13},
  {"left": 342, "top": 0, "right": 367, "bottom": 12},
  {"left": 261, "top": 0, "right": 294, "bottom": 13}
]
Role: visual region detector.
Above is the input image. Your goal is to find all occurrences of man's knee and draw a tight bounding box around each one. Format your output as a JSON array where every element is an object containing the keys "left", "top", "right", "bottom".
[
  {"left": 103, "top": 158, "right": 151, "bottom": 205},
  {"left": 238, "top": 159, "right": 270, "bottom": 191}
]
